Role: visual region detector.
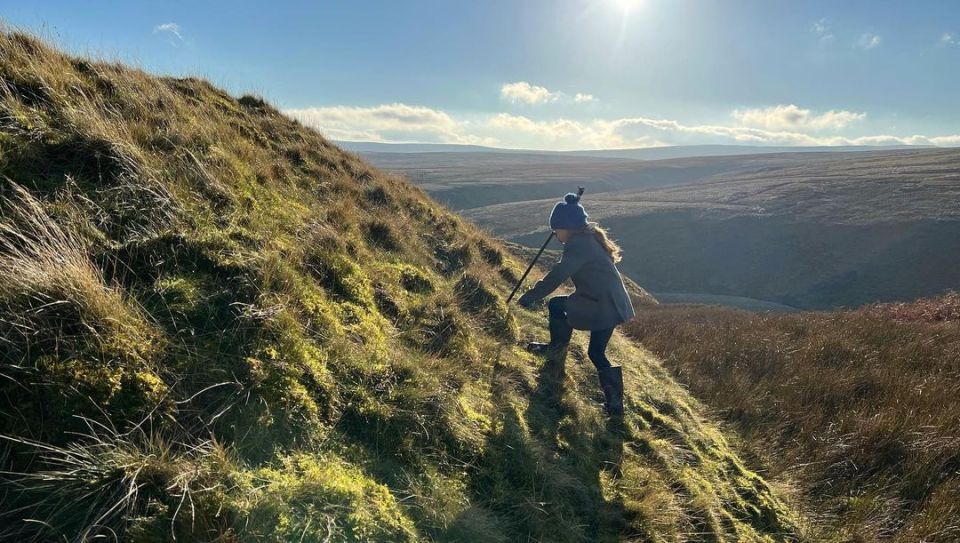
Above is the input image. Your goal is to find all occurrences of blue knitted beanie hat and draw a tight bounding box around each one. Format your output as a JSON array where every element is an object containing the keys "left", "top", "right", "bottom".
[{"left": 549, "top": 192, "right": 589, "bottom": 230}]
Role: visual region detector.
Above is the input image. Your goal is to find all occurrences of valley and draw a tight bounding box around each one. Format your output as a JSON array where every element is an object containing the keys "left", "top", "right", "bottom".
[{"left": 361, "top": 147, "right": 960, "bottom": 309}]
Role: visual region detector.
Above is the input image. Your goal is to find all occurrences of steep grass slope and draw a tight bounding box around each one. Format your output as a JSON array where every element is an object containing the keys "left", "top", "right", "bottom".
[
  {"left": 623, "top": 297, "right": 960, "bottom": 541},
  {"left": 0, "top": 30, "right": 798, "bottom": 542}
]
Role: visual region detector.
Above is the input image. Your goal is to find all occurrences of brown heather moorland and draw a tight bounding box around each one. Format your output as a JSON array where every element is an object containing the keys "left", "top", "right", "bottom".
[{"left": 623, "top": 294, "right": 960, "bottom": 541}]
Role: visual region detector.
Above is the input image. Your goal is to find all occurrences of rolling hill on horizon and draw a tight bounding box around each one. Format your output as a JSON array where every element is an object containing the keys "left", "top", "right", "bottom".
[
  {"left": 358, "top": 147, "right": 948, "bottom": 213},
  {"left": 361, "top": 146, "right": 960, "bottom": 310},
  {"left": 470, "top": 148, "right": 960, "bottom": 309},
  {"left": 338, "top": 140, "right": 936, "bottom": 161}
]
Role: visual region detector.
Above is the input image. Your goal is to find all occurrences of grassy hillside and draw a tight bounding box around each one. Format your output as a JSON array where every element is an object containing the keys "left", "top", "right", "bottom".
[
  {"left": 0, "top": 31, "right": 799, "bottom": 541},
  {"left": 622, "top": 296, "right": 960, "bottom": 541}
]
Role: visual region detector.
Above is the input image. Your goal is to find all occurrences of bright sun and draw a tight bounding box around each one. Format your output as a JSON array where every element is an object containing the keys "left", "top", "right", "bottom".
[{"left": 610, "top": 0, "right": 643, "bottom": 13}]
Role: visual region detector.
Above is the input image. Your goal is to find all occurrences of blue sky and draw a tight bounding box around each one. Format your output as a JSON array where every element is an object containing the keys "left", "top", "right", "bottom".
[{"left": 5, "top": 0, "right": 960, "bottom": 150}]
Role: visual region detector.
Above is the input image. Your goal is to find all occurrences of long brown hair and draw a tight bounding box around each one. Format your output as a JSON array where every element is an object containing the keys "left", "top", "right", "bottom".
[{"left": 576, "top": 223, "right": 622, "bottom": 263}]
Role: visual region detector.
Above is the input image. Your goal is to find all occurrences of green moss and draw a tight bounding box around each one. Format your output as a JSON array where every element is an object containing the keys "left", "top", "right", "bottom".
[
  {"left": 306, "top": 251, "right": 374, "bottom": 306},
  {"left": 334, "top": 301, "right": 392, "bottom": 359},
  {"left": 249, "top": 310, "right": 337, "bottom": 424},
  {"left": 233, "top": 453, "right": 418, "bottom": 542},
  {"left": 154, "top": 274, "right": 204, "bottom": 313},
  {"left": 39, "top": 355, "right": 126, "bottom": 402},
  {"left": 394, "top": 263, "right": 434, "bottom": 293}
]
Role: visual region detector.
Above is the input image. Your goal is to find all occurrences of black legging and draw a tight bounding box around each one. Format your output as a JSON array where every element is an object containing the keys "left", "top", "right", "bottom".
[{"left": 548, "top": 295, "right": 614, "bottom": 370}]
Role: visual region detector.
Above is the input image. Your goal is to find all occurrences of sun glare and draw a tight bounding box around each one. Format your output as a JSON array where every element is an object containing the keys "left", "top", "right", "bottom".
[{"left": 610, "top": 0, "right": 643, "bottom": 14}]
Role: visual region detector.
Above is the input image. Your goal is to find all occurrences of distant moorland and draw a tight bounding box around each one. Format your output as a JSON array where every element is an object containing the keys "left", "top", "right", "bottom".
[{"left": 361, "top": 147, "right": 960, "bottom": 309}]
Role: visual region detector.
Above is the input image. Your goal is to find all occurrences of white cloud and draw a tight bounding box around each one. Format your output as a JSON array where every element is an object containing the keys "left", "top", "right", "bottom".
[
  {"left": 605, "top": 116, "right": 958, "bottom": 147},
  {"left": 284, "top": 103, "right": 496, "bottom": 145},
  {"left": 857, "top": 33, "right": 882, "bottom": 50},
  {"left": 284, "top": 102, "right": 960, "bottom": 151},
  {"left": 500, "top": 81, "right": 556, "bottom": 104},
  {"left": 498, "top": 83, "right": 598, "bottom": 106},
  {"left": 811, "top": 18, "right": 829, "bottom": 35},
  {"left": 940, "top": 32, "right": 958, "bottom": 46},
  {"left": 811, "top": 18, "right": 835, "bottom": 47},
  {"left": 484, "top": 113, "right": 656, "bottom": 149},
  {"left": 153, "top": 23, "right": 183, "bottom": 42},
  {"left": 929, "top": 135, "right": 960, "bottom": 145},
  {"left": 732, "top": 104, "right": 866, "bottom": 131}
]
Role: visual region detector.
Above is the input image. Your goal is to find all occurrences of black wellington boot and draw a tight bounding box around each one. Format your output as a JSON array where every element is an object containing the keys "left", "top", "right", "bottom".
[
  {"left": 525, "top": 342, "right": 550, "bottom": 354},
  {"left": 526, "top": 317, "right": 573, "bottom": 359},
  {"left": 598, "top": 366, "right": 624, "bottom": 417}
]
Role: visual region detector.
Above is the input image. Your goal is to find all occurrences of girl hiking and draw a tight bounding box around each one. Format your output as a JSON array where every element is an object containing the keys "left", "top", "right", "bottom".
[{"left": 518, "top": 192, "right": 635, "bottom": 416}]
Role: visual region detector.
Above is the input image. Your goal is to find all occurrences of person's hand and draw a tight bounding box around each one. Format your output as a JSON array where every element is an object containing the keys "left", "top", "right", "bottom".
[{"left": 517, "top": 291, "right": 537, "bottom": 308}]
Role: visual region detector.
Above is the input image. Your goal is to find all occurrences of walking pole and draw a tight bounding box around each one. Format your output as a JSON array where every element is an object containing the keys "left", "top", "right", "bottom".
[
  {"left": 506, "top": 231, "right": 555, "bottom": 305},
  {"left": 506, "top": 186, "right": 584, "bottom": 305}
]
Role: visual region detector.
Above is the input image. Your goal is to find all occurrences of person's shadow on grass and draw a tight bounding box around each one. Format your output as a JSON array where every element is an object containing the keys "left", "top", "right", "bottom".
[{"left": 527, "top": 345, "right": 632, "bottom": 538}]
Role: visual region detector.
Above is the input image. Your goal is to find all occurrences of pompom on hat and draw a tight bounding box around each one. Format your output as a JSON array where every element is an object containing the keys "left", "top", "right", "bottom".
[{"left": 549, "top": 190, "right": 588, "bottom": 230}]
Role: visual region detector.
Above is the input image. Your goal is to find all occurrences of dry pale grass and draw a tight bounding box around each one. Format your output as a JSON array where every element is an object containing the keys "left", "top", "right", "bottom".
[
  {"left": 0, "top": 181, "right": 158, "bottom": 358},
  {"left": 0, "top": 417, "right": 234, "bottom": 542},
  {"left": 864, "top": 291, "right": 960, "bottom": 323},
  {"left": 623, "top": 299, "right": 960, "bottom": 541}
]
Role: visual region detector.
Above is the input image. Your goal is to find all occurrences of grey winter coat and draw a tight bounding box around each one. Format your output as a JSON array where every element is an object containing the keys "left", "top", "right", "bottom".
[{"left": 519, "top": 231, "right": 636, "bottom": 331}]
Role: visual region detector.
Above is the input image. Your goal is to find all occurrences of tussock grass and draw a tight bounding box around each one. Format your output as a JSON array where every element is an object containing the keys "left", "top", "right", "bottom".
[
  {"left": 0, "top": 180, "right": 168, "bottom": 445},
  {"left": 0, "top": 28, "right": 800, "bottom": 541},
  {"left": 0, "top": 181, "right": 154, "bottom": 349},
  {"left": 0, "top": 419, "right": 234, "bottom": 542},
  {"left": 623, "top": 299, "right": 960, "bottom": 541}
]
